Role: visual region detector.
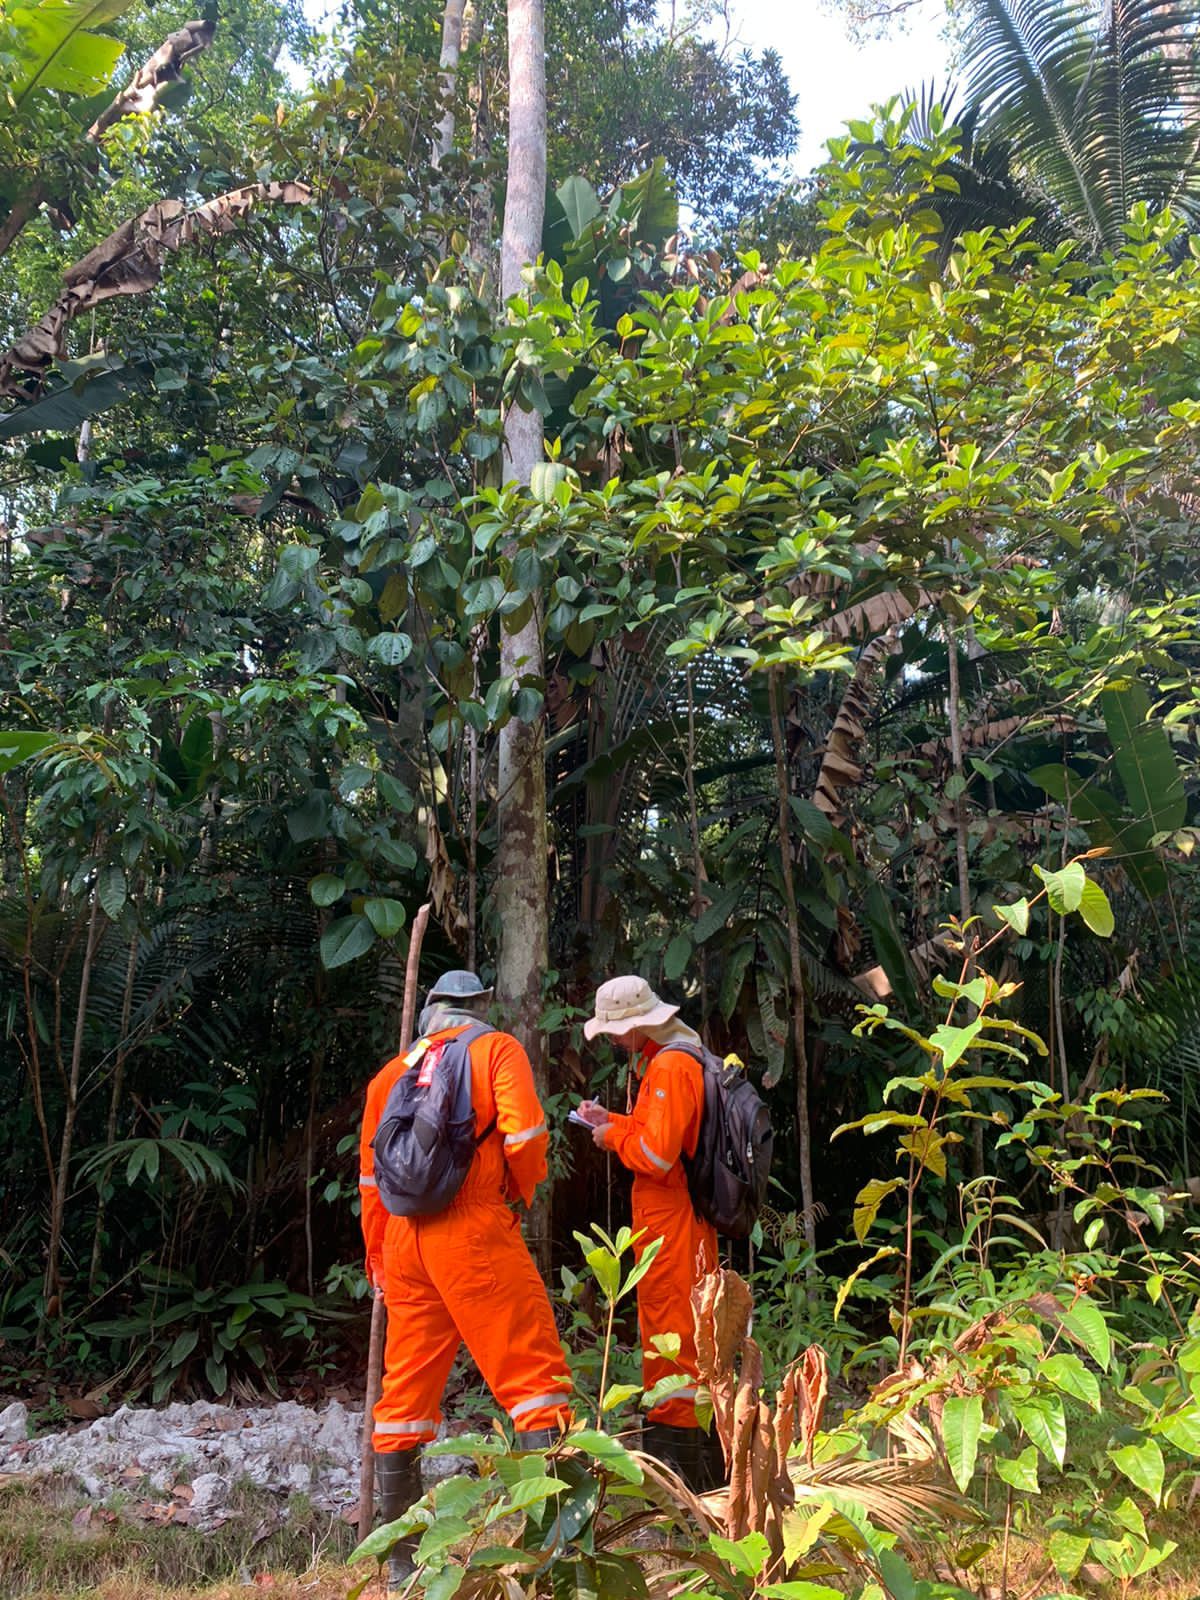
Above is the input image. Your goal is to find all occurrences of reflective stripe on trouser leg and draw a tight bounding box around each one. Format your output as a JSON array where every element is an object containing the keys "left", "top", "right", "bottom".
[
  {"left": 417, "top": 1198, "right": 573, "bottom": 1434},
  {"left": 510, "top": 1392, "right": 571, "bottom": 1422},
  {"left": 375, "top": 1217, "right": 462, "bottom": 1454},
  {"left": 634, "top": 1187, "right": 717, "bottom": 1427}
]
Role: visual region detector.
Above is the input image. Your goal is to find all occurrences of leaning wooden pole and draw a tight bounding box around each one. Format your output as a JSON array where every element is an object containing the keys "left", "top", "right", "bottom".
[{"left": 357, "top": 901, "right": 432, "bottom": 1544}]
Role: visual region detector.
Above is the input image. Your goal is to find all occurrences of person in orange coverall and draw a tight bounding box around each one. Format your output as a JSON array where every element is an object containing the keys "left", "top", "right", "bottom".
[
  {"left": 359, "top": 969, "right": 571, "bottom": 1586},
  {"left": 576, "top": 974, "right": 721, "bottom": 1492}
]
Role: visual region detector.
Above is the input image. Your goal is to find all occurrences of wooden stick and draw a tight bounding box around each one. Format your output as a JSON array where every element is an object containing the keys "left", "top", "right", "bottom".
[
  {"left": 356, "top": 901, "right": 433, "bottom": 1545},
  {"left": 400, "top": 903, "right": 432, "bottom": 1057}
]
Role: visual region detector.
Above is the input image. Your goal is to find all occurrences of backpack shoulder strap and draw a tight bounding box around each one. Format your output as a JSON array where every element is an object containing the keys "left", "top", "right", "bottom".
[
  {"left": 444, "top": 1021, "right": 498, "bottom": 1145},
  {"left": 657, "top": 1040, "right": 716, "bottom": 1071}
]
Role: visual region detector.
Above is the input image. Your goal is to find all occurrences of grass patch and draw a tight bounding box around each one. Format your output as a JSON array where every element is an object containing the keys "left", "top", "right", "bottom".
[{"left": 0, "top": 1473, "right": 360, "bottom": 1599}]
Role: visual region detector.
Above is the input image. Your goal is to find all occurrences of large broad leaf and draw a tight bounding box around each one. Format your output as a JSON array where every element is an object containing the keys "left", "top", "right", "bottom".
[
  {"left": 5, "top": 0, "right": 134, "bottom": 113},
  {"left": 554, "top": 175, "right": 602, "bottom": 242},
  {"left": 319, "top": 914, "right": 376, "bottom": 970},
  {"left": 1012, "top": 1393, "right": 1066, "bottom": 1467},
  {"left": 0, "top": 730, "right": 56, "bottom": 772},
  {"left": 862, "top": 880, "right": 921, "bottom": 1016},
  {"left": 613, "top": 157, "right": 678, "bottom": 243},
  {"left": 1103, "top": 679, "right": 1186, "bottom": 837},
  {"left": 941, "top": 1394, "right": 983, "bottom": 1491},
  {"left": 1109, "top": 1438, "right": 1164, "bottom": 1505},
  {"left": 0, "top": 357, "right": 151, "bottom": 440}
]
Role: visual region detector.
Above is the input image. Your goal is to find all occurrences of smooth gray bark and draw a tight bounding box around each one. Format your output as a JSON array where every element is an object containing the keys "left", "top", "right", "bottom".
[{"left": 496, "top": 0, "right": 549, "bottom": 1260}]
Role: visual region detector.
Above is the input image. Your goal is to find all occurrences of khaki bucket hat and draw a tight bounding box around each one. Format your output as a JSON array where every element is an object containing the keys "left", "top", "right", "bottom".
[{"left": 584, "top": 975, "right": 679, "bottom": 1041}]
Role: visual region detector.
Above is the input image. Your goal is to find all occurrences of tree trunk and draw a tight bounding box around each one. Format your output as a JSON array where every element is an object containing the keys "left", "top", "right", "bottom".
[
  {"left": 496, "top": 0, "right": 549, "bottom": 1267},
  {"left": 45, "top": 894, "right": 105, "bottom": 1309},
  {"left": 767, "top": 671, "right": 816, "bottom": 1268},
  {"left": 434, "top": 0, "right": 467, "bottom": 164}
]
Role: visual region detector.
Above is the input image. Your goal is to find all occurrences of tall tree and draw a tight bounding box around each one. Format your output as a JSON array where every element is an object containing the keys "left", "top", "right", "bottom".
[{"left": 496, "top": 0, "right": 549, "bottom": 1114}]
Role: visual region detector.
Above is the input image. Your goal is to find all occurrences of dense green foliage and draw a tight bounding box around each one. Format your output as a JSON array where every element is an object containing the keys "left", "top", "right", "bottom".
[{"left": 2, "top": 0, "right": 1200, "bottom": 1593}]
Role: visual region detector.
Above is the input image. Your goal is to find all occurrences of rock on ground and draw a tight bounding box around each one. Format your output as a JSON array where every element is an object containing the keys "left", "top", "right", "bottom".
[{"left": 0, "top": 1398, "right": 472, "bottom": 1528}]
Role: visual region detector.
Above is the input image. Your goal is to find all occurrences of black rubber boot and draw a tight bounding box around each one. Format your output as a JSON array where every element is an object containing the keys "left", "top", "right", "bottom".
[
  {"left": 642, "top": 1421, "right": 721, "bottom": 1493},
  {"left": 375, "top": 1449, "right": 423, "bottom": 1589},
  {"left": 514, "top": 1427, "right": 559, "bottom": 1451}
]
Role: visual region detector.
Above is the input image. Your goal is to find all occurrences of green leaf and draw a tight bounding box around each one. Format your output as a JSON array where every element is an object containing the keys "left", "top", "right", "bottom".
[
  {"left": 505, "top": 1474, "right": 568, "bottom": 1510},
  {"left": 320, "top": 914, "right": 376, "bottom": 970},
  {"left": 663, "top": 932, "right": 691, "bottom": 982},
  {"left": 352, "top": 1506, "right": 429, "bottom": 1562},
  {"left": 568, "top": 1430, "right": 643, "bottom": 1484},
  {"left": 759, "top": 1585, "right": 843, "bottom": 1600},
  {"left": 995, "top": 1445, "right": 1039, "bottom": 1493},
  {"left": 423, "top": 1569, "right": 463, "bottom": 1600},
  {"left": 309, "top": 873, "right": 344, "bottom": 908},
  {"left": 1109, "top": 1438, "right": 1164, "bottom": 1505},
  {"left": 994, "top": 896, "right": 1030, "bottom": 935},
  {"left": 367, "top": 632, "right": 413, "bottom": 667},
  {"left": 0, "top": 355, "right": 151, "bottom": 439},
  {"left": 166, "top": 1326, "right": 200, "bottom": 1366},
  {"left": 708, "top": 1532, "right": 770, "bottom": 1577},
  {"left": 0, "top": 731, "right": 55, "bottom": 772},
  {"left": 1078, "top": 877, "right": 1114, "bottom": 937},
  {"left": 1059, "top": 1300, "right": 1112, "bottom": 1370},
  {"left": 942, "top": 1394, "right": 983, "bottom": 1491},
  {"left": 694, "top": 886, "right": 740, "bottom": 944},
  {"left": 6, "top": 0, "right": 133, "bottom": 110},
  {"left": 601, "top": 1383, "right": 641, "bottom": 1412},
  {"left": 417, "top": 1517, "right": 472, "bottom": 1565},
  {"left": 1041, "top": 1352, "right": 1101, "bottom": 1411},
  {"left": 1158, "top": 1401, "right": 1200, "bottom": 1456},
  {"left": 789, "top": 795, "right": 833, "bottom": 847},
  {"left": 1103, "top": 679, "right": 1186, "bottom": 835},
  {"left": 1033, "top": 860, "right": 1085, "bottom": 914},
  {"left": 364, "top": 898, "right": 406, "bottom": 939},
  {"left": 1012, "top": 1394, "right": 1066, "bottom": 1467},
  {"left": 97, "top": 865, "right": 126, "bottom": 920},
  {"left": 530, "top": 463, "right": 569, "bottom": 503},
  {"left": 554, "top": 175, "right": 603, "bottom": 240},
  {"left": 929, "top": 1018, "right": 983, "bottom": 1069},
  {"left": 1047, "top": 1529, "right": 1090, "bottom": 1579},
  {"left": 286, "top": 792, "right": 329, "bottom": 843},
  {"left": 852, "top": 1177, "right": 903, "bottom": 1243}
]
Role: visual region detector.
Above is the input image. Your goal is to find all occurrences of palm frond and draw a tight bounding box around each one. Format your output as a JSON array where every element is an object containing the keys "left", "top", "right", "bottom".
[
  {"left": 962, "top": 0, "right": 1200, "bottom": 247},
  {"left": 790, "top": 1452, "right": 979, "bottom": 1539}
]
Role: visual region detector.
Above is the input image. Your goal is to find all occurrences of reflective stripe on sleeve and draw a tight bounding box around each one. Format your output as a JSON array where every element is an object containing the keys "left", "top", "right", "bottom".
[
  {"left": 639, "top": 1137, "right": 672, "bottom": 1173},
  {"left": 373, "top": 1419, "right": 440, "bottom": 1435},
  {"left": 509, "top": 1391, "right": 570, "bottom": 1420},
  {"left": 359, "top": 1173, "right": 377, "bottom": 1188},
  {"left": 504, "top": 1121, "right": 546, "bottom": 1149}
]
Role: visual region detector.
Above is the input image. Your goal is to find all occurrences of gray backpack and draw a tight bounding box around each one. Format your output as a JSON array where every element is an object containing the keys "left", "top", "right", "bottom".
[{"left": 372, "top": 1023, "right": 496, "bottom": 1216}]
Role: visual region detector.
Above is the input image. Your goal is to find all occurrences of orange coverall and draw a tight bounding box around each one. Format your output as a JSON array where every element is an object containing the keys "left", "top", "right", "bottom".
[
  {"left": 359, "top": 1026, "right": 571, "bottom": 1453},
  {"left": 602, "top": 1042, "right": 716, "bottom": 1426}
]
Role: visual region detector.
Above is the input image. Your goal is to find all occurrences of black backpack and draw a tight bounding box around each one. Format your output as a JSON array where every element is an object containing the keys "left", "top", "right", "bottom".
[
  {"left": 674, "top": 1043, "right": 773, "bottom": 1240},
  {"left": 372, "top": 1023, "right": 496, "bottom": 1217}
]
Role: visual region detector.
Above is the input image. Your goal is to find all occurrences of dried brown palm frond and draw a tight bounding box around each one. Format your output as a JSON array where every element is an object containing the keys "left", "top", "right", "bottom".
[
  {"left": 0, "top": 182, "right": 312, "bottom": 397},
  {"left": 789, "top": 1451, "right": 977, "bottom": 1541},
  {"left": 813, "top": 627, "right": 900, "bottom": 824}
]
